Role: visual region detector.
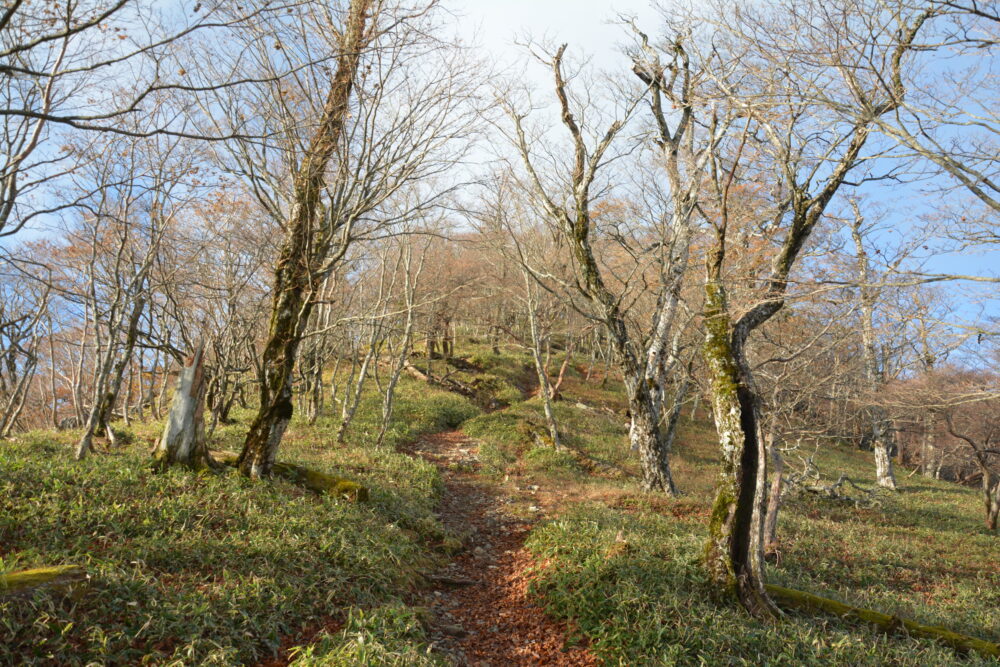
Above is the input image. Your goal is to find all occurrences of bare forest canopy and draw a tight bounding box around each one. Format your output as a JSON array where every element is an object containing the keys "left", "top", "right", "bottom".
[{"left": 0, "top": 0, "right": 998, "bottom": 663}]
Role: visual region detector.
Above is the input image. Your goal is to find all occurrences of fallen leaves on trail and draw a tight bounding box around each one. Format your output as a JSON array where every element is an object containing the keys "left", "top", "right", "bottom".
[{"left": 414, "top": 429, "right": 598, "bottom": 667}]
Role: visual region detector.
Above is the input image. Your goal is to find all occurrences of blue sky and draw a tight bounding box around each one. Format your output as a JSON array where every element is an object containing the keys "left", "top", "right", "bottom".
[{"left": 451, "top": 0, "right": 999, "bottom": 330}]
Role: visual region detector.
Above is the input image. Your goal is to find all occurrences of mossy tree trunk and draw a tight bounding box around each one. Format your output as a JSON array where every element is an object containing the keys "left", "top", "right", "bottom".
[
  {"left": 703, "top": 279, "right": 777, "bottom": 617},
  {"left": 238, "top": 0, "right": 372, "bottom": 478},
  {"left": 700, "top": 79, "right": 884, "bottom": 614},
  {"left": 766, "top": 583, "right": 1000, "bottom": 659}
]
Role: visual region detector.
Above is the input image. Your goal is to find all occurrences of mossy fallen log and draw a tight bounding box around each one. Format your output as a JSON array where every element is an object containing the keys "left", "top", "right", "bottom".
[
  {"left": 271, "top": 461, "right": 369, "bottom": 501},
  {"left": 766, "top": 583, "right": 1000, "bottom": 659},
  {"left": 0, "top": 565, "right": 89, "bottom": 599},
  {"left": 212, "top": 451, "right": 368, "bottom": 502}
]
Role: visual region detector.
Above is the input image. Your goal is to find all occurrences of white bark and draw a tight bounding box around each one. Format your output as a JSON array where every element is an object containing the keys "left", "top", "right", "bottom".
[{"left": 154, "top": 344, "right": 210, "bottom": 468}]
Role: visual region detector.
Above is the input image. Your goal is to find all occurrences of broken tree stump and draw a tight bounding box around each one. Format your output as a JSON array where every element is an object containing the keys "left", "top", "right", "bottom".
[{"left": 153, "top": 343, "right": 215, "bottom": 470}]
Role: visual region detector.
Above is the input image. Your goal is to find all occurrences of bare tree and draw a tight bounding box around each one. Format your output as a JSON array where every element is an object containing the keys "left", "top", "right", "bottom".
[
  {"left": 500, "top": 36, "right": 727, "bottom": 493},
  {"left": 692, "top": 0, "right": 930, "bottom": 616},
  {"left": 0, "top": 0, "right": 291, "bottom": 240}
]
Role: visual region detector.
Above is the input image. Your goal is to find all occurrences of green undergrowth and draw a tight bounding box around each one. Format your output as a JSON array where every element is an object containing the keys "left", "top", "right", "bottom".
[
  {"left": 4, "top": 344, "right": 997, "bottom": 665},
  {"left": 447, "top": 350, "right": 1000, "bottom": 664},
  {"left": 0, "top": 376, "right": 479, "bottom": 665},
  {"left": 507, "top": 368, "right": 1000, "bottom": 664},
  {"left": 416, "top": 343, "right": 535, "bottom": 408},
  {"left": 525, "top": 502, "right": 998, "bottom": 666},
  {"left": 464, "top": 396, "right": 632, "bottom": 482},
  {"left": 289, "top": 603, "right": 443, "bottom": 666}
]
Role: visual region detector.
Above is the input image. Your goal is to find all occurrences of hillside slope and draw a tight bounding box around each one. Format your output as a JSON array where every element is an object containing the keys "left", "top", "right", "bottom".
[{"left": 0, "top": 347, "right": 997, "bottom": 665}]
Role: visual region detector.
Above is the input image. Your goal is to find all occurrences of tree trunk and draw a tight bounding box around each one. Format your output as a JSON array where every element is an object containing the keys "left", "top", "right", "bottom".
[
  {"left": 549, "top": 338, "right": 575, "bottom": 401},
  {"left": 703, "top": 282, "right": 777, "bottom": 618},
  {"left": 75, "top": 296, "right": 145, "bottom": 460},
  {"left": 524, "top": 277, "right": 561, "bottom": 449},
  {"left": 377, "top": 246, "right": 422, "bottom": 448},
  {"left": 763, "top": 438, "right": 784, "bottom": 556},
  {"left": 873, "top": 424, "right": 897, "bottom": 490},
  {"left": 628, "top": 387, "right": 676, "bottom": 493},
  {"left": 980, "top": 468, "right": 1000, "bottom": 531},
  {"left": 238, "top": 0, "right": 372, "bottom": 478},
  {"left": 153, "top": 344, "right": 214, "bottom": 470},
  {"left": 851, "top": 217, "right": 898, "bottom": 491},
  {"left": 336, "top": 320, "right": 380, "bottom": 444}
]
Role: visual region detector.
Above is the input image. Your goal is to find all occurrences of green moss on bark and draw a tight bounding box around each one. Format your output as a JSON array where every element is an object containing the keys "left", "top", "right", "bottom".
[
  {"left": 766, "top": 584, "right": 1000, "bottom": 659},
  {"left": 0, "top": 565, "right": 88, "bottom": 598}
]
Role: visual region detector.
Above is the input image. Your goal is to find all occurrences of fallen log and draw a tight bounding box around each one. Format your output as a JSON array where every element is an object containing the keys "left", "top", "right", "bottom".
[
  {"left": 0, "top": 565, "right": 89, "bottom": 599},
  {"left": 766, "top": 583, "right": 1000, "bottom": 659},
  {"left": 403, "top": 362, "right": 478, "bottom": 400},
  {"left": 213, "top": 451, "right": 368, "bottom": 502},
  {"left": 271, "top": 461, "right": 369, "bottom": 502}
]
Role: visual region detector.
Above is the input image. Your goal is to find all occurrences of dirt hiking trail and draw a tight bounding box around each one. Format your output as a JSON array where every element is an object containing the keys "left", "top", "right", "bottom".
[{"left": 409, "top": 429, "right": 598, "bottom": 667}]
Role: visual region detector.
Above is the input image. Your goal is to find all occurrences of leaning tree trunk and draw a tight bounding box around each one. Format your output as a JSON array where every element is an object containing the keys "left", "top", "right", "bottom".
[
  {"left": 238, "top": 0, "right": 372, "bottom": 478},
  {"left": 76, "top": 296, "right": 145, "bottom": 459},
  {"left": 153, "top": 344, "right": 214, "bottom": 470},
  {"left": 702, "top": 281, "right": 778, "bottom": 618},
  {"left": 524, "top": 278, "right": 561, "bottom": 449},
  {"left": 336, "top": 321, "right": 379, "bottom": 444}
]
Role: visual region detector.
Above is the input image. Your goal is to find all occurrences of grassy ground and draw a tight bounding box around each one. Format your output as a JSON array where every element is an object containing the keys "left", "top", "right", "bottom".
[
  {"left": 1, "top": 345, "right": 997, "bottom": 665},
  {"left": 497, "top": 364, "right": 1000, "bottom": 666},
  {"left": 0, "top": 377, "right": 474, "bottom": 666}
]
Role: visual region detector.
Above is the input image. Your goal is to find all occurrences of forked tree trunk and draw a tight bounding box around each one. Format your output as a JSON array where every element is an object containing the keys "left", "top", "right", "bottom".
[
  {"left": 549, "top": 338, "right": 575, "bottom": 400},
  {"left": 153, "top": 344, "right": 214, "bottom": 470},
  {"left": 336, "top": 322, "right": 379, "bottom": 444},
  {"left": 376, "top": 245, "right": 422, "bottom": 448},
  {"left": 851, "top": 214, "right": 898, "bottom": 490},
  {"left": 76, "top": 296, "right": 145, "bottom": 460},
  {"left": 523, "top": 275, "right": 561, "bottom": 449},
  {"left": 238, "top": 0, "right": 372, "bottom": 478}
]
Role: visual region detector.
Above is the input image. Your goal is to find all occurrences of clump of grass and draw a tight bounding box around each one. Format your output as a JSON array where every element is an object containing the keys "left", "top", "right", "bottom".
[
  {"left": 463, "top": 394, "right": 632, "bottom": 481},
  {"left": 523, "top": 446, "right": 582, "bottom": 477},
  {"left": 326, "top": 377, "right": 479, "bottom": 450},
  {"left": 464, "top": 346, "right": 535, "bottom": 394},
  {"left": 463, "top": 409, "right": 534, "bottom": 458},
  {"left": 290, "top": 603, "right": 442, "bottom": 666}
]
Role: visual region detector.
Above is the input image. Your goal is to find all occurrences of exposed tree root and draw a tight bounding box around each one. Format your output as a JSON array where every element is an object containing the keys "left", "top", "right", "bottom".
[{"left": 766, "top": 583, "right": 1000, "bottom": 659}]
